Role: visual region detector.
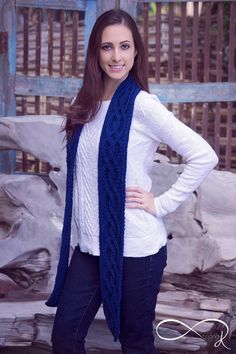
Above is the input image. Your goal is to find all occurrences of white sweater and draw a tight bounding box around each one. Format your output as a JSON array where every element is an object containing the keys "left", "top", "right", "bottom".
[{"left": 73, "top": 90, "right": 218, "bottom": 257}]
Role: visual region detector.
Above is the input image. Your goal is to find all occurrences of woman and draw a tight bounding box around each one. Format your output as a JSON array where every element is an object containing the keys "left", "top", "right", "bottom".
[{"left": 46, "top": 8, "right": 218, "bottom": 354}]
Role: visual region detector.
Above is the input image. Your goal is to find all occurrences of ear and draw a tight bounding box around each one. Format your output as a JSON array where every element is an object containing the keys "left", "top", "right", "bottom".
[{"left": 135, "top": 49, "right": 138, "bottom": 57}]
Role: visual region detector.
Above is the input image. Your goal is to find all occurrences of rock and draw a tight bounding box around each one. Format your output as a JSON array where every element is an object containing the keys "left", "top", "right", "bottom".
[
  {"left": 0, "top": 115, "right": 236, "bottom": 352},
  {"left": 0, "top": 301, "right": 56, "bottom": 347},
  {"left": 151, "top": 160, "right": 236, "bottom": 312},
  {"left": 0, "top": 115, "right": 66, "bottom": 172},
  {"left": 0, "top": 291, "right": 235, "bottom": 352},
  {"left": 0, "top": 116, "right": 76, "bottom": 299}
]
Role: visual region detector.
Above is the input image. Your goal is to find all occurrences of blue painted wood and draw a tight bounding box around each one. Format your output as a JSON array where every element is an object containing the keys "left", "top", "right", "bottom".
[
  {"left": 84, "top": 0, "right": 97, "bottom": 58},
  {"left": 0, "top": 0, "right": 16, "bottom": 174},
  {"left": 15, "top": 75, "right": 83, "bottom": 98},
  {"left": 0, "top": 0, "right": 4, "bottom": 117},
  {"left": 15, "top": 75, "right": 236, "bottom": 103},
  {"left": 96, "top": 0, "right": 116, "bottom": 16},
  {"left": 149, "top": 82, "right": 236, "bottom": 103},
  {"left": 120, "top": 0, "right": 138, "bottom": 17},
  {"left": 0, "top": 0, "right": 16, "bottom": 116},
  {"left": 0, "top": 150, "right": 16, "bottom": 174},
  {"left": 16, "top": 0, "right": 86, "bottom": 11}
]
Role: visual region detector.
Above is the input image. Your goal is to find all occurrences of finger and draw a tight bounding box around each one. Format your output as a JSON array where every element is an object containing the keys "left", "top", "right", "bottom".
[
  {"left": 125, "top": 203, "right": 143, "bottom": 209},
  {"left": 126, "top": 196, "right": 143, "bottom": 203},
  {"left": 126, "top": 191, "right": 144, "bottom": 198},
  {"left": 126, "top": 186, "right": 145, "bottom": 193}
]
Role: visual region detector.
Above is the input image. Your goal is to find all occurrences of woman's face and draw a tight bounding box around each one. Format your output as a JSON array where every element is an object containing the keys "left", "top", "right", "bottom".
[{"left": 99, "top": 24, "right": 137, "bottom": 84}]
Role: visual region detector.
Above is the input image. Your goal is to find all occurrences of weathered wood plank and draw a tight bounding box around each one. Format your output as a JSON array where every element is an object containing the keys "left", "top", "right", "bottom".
[
  {"left": 0, "top": 0, "right": 16, "bottom": 173},
  {"left": 0, "top": 294, "right": 233, "bottom": 351},
  {"left": 72, "top": 11, "right": 78, "bottom": 76},
  {"left": 168, "top": 3, "right": 174, "bottom": 82},
  {"left": 149, "top": 82, "right": 236, "bottom": 103},
  {"left": 228, "top": 1, "right": 235, "bottom": 81},
  {"left": 203, "top": 2, "right": 211, "bottom": 82},
  {"left": 0, "top": 150, "right": 16, "bottom": 174},
  {"left": 15, "top": 75, "right": 82, "bottom": 98},
  {"left": 180, "top": 2, "right": 186, "bottom": 81},
  {"left": 120, "top": 0, "right": 138, "bottom": 18},
  {"left": 16, "top": 0, "right": 86, "bottom": 11},
  {"left": 155, "top": 2, "right": 161, "bottom": 83},
  {"left": 216, "top": 2, "right": 223, "bottom": 81},
  {"left": 0, "top": 0, "right": 16, "bottom": 117},
  {"left": 192, "top": 2, "right": 199, "bottom": 82},
  {"left": 214, "top": 102, "right": 221, "bottom": 164},
  {"left": 143, "top": 2, "right": 149, "bottom": 76},
  {"left": 96, "top": 0, "right": 116, "bottom": 17},
  {"left": 84, "top": 0, "right": 97, "bottom": 56},
  {"left": 15, "top": 75, "right": 236, "bottom": 103}
]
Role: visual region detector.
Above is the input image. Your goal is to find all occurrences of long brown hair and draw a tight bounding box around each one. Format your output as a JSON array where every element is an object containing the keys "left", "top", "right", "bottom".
[{"left": 65, "top": 9, "right": 149, "bottom": 139}]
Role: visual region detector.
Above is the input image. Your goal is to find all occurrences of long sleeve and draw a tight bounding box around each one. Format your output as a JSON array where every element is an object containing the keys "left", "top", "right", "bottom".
[{"left": 137, "top": 92, "right": 219, "bottom": 218}]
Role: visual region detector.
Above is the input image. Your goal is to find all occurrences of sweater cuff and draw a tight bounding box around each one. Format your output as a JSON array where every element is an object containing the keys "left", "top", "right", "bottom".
[{"left": 154, "top": 196, "right": 166, "bottom": 218}]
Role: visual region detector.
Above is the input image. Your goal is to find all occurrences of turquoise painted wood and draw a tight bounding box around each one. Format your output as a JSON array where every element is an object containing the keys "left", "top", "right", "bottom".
[
  {"left": 0, "top": 0, "right": 16, "bottom": 117},
  {"left": 0, "top": 0, "right": 16, "bottom": 173},
  {"left": 96, "top": 0, "right": 116, "bottom": 16},
  {"left": 15, "top": 76, "right": 83, "bottom": 98},
  {"left": 0, "top": 1, "right": 4, "bottom": 117},
  {"left": 15, "top": 75, "right": 236, "bottom": 103},
  {"left": 16, "top": 0, "right": 86, "bottom": 10},
  {"left": 148, "top": 82, "right": 236, "bottom": 103},
  {"left": 120, "top": 0, "right": 137, "bottom": 17},
  {"left": 84, "top": 0, "right": 97, "bottom": 58}
]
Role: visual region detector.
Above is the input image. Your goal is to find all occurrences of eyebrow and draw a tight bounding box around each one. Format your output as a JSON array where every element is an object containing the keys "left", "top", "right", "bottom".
[{"left": 101, "top": 40, "right": 132, "bottom": 45}]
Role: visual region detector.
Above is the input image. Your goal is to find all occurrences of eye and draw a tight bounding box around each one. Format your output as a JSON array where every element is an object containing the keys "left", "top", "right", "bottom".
[
  {"left": 121, "top": 43, "right": 130, "bottom": 50},
  {"left": 101, "top": 44, "right": 112, "bottom": 51}
]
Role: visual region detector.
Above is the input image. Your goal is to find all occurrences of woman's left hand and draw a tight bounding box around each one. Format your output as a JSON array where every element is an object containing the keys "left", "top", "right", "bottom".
[{"left": 125, "top": 186, "right": 156, "bottom": 217}]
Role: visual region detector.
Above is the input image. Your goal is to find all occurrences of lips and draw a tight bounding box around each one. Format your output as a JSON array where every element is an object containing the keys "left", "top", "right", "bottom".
[{"left": 109, "top": 65, "right": 124, "bottom": 71}]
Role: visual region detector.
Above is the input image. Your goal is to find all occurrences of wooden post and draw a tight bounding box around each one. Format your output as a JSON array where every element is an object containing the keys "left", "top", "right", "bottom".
[
  {"left": 0, "top": 0, "right": 16, "bottom": 173},
  {"left": 84, "top": 0, "right": 97, "bottom": 58},
  {"left": 85, "top": 0, "right": 138, "bottom": 59},
  {"left": 96, "top": 0, "right": 116, "bottom": 17},
  {"left": 97, "top": 0, "right": 137, "bottom": 17},
  {"left": 120, "top": 0, "right": 137, "bottom": 18}
]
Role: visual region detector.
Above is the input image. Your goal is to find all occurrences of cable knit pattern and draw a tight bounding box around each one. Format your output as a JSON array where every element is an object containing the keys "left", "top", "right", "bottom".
[
  {"left": 74, "top": 104, "right": 108, "bottom": 242},
  {"left": 74, "top": 90, "right": 219, "bottom": 258},
  {"left": 98, "top": 75, "right": 140, "bottom": 341}
]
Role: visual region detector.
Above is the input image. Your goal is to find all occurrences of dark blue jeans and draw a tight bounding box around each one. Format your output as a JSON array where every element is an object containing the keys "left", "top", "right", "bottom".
[{"left": 51, "top": 244, "right": 167, "bottom": 354}]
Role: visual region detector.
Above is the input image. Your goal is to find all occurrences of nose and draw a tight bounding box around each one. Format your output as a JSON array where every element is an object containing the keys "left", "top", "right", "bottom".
[{"left": 112, "top": 47, "right": 121, "bottom": 62}]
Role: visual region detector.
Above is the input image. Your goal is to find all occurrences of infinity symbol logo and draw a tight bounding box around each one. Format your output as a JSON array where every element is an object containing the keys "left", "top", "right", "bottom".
[{"left": 156, "top": 318, "right": 231, "bottom": 350}]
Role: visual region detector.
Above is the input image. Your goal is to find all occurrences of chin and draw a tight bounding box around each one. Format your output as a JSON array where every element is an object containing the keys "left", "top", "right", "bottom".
[{"left": 106, "top": 72, "right": 128, "bottom": 82}]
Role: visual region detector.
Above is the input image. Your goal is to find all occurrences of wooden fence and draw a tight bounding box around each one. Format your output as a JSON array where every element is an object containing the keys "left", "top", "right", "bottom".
[
  {"left": 139, "top": 1, "right": 236, "bottom": 170},
  {"left": 0, "top": 0, "right": 236, "bottom": 173}
]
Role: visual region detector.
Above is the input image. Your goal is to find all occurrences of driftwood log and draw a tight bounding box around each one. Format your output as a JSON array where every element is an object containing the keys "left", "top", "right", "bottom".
[
  {"left": 0, "top": 115, "right": 236, "bottom": 353},
  {"left": 0, "top": 292, "right": 235, "bottom": 352}
]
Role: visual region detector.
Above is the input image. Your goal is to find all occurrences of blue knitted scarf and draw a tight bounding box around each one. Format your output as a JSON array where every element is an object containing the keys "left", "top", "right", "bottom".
[{"left": 46, "top": 74, "right": 141, "bottom": 342}]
